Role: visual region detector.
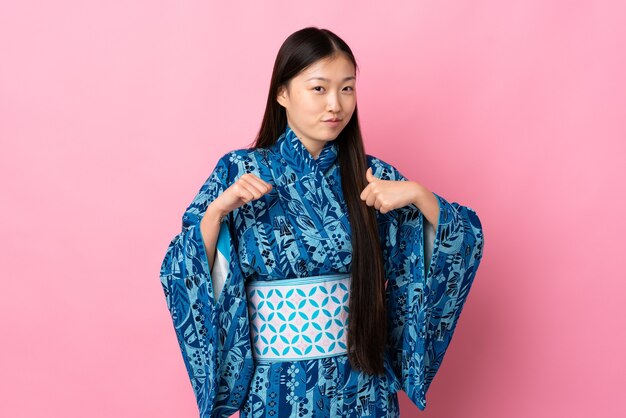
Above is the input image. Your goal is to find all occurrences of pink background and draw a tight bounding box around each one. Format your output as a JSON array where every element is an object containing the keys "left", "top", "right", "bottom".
[{"left": 2, "top": 1, "right": 625, "bottom": 417}]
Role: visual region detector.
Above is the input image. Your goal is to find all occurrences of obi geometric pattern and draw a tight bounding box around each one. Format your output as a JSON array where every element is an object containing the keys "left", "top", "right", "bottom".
[{"left": 246, "top": 274, "right": 351, "bottom": 361}]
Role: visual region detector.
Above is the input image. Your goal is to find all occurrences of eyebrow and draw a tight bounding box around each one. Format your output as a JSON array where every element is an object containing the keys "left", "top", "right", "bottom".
[{"left": 305, "top": 76, "right": 356, "bottom": 82}]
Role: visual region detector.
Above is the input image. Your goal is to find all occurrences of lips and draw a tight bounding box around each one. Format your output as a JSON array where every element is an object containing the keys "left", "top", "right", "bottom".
[{"left": 324, "top": 118, "right": 342, "bottom": 122}]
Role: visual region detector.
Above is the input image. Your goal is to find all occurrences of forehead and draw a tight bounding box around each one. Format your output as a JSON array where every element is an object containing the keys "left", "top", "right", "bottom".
[{"left": 298, "top": 56, "right": 356, "bottom": 82}]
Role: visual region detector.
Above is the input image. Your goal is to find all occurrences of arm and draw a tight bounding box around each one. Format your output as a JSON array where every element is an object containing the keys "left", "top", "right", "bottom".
[
  {"left": 408, "top": 181, "right": 440, "bottom": 231},
  {"left": 159, "top": 152, "right": 256, "bottom": 417},
  {"left": 200, "top": 202, "right": 227, "bottom": 271}
]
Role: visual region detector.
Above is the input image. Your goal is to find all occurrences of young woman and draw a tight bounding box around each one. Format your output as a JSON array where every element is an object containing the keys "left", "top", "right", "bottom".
[{"left": 159, "top": 27, "right": 485, "bottom": 417}]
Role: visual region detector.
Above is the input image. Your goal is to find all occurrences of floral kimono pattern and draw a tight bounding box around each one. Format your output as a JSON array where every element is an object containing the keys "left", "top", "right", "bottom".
[{"left": 159, "top": 123, "right": 485, "bottom": 417}]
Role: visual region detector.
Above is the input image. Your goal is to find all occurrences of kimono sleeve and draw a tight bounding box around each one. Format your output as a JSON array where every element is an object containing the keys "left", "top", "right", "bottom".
[
  {"left": 369, "top": 156, "right": 485, "bottom": 411},
  {"left": 159, "top": 152, "right": 254, "bottom": 418}
]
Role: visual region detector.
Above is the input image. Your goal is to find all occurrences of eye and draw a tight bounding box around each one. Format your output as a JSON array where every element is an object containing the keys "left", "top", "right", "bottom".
[{"left": 312, "top": 86, "right": 354, "bottom": 93}]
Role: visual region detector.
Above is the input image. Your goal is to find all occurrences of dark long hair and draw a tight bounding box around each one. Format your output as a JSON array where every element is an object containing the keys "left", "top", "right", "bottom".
[{"left": 251, "top": 27, "right": 387, "bottom": 376}]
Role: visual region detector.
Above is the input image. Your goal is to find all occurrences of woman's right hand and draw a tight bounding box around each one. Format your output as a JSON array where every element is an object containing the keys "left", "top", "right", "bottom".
[{"left": 209, "top": 173, "right": 273, "bottom": 218}]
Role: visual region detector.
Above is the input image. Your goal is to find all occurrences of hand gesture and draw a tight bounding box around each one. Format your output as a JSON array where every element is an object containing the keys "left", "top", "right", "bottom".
[
  {"left": 359, "top": 167, "right": 419, "bottom": 214},
  {"left": 211, "top": 173, "right": 273, "bottom": 217}
]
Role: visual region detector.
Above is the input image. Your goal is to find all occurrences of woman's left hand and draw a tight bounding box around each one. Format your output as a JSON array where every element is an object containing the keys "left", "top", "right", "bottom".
[{"left": 359, "top": 167, "right": 423, "bottom": 214}]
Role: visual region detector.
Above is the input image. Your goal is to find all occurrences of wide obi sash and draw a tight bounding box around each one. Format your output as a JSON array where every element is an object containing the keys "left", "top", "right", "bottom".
[{"left": 245, "top": 273, "right": 351, "bottom": 362}]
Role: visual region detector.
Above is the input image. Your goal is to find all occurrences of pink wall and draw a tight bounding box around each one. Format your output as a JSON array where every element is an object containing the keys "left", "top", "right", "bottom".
[{"left": 2, "top": 1, "right": 624, "bottom": 417}]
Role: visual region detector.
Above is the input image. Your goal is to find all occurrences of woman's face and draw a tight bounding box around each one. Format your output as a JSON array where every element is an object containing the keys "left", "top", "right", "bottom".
[{"left": 277, "top": 54, "right": 357, "bottom": 159}]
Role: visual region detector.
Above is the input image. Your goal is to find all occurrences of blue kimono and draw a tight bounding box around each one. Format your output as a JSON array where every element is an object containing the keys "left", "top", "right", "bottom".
[{"left": 159, "top": 124, "right": 485, "bottom": 417}]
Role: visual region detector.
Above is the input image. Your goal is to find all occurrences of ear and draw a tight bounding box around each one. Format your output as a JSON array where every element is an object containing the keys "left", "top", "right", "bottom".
[{"left": 276, "top": 85, "right": 288, "bottom": 108}]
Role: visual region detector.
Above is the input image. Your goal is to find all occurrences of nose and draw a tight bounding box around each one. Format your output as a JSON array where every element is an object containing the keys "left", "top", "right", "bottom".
[{"left": 326, "top": 92, "right": 341, "bottom": 113}]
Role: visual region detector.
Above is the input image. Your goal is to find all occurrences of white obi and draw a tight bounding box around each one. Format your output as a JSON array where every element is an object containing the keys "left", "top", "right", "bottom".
[{"left": 245, "top": 273, "right": 351, "bottom": 362}]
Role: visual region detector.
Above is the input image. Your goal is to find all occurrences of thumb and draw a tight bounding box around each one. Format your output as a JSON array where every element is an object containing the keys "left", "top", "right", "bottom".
[{"left": 365, "top": 166, "right": 377, "bottom": 183}]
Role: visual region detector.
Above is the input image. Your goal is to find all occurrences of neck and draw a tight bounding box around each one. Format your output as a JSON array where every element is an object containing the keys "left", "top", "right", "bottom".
[{"left": 293, "top": 131, "right": 324, "bottom": 160}]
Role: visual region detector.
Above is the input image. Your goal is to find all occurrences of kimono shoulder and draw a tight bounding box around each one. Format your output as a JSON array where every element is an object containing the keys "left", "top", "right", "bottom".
[{"left": 366, "top": 154, "right": 407, "bottom": 182}]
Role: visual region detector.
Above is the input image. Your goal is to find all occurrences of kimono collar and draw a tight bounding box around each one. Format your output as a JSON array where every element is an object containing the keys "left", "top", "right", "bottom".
[{"left": 276, "top": 123, "right": 338, "bottom": 176}]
